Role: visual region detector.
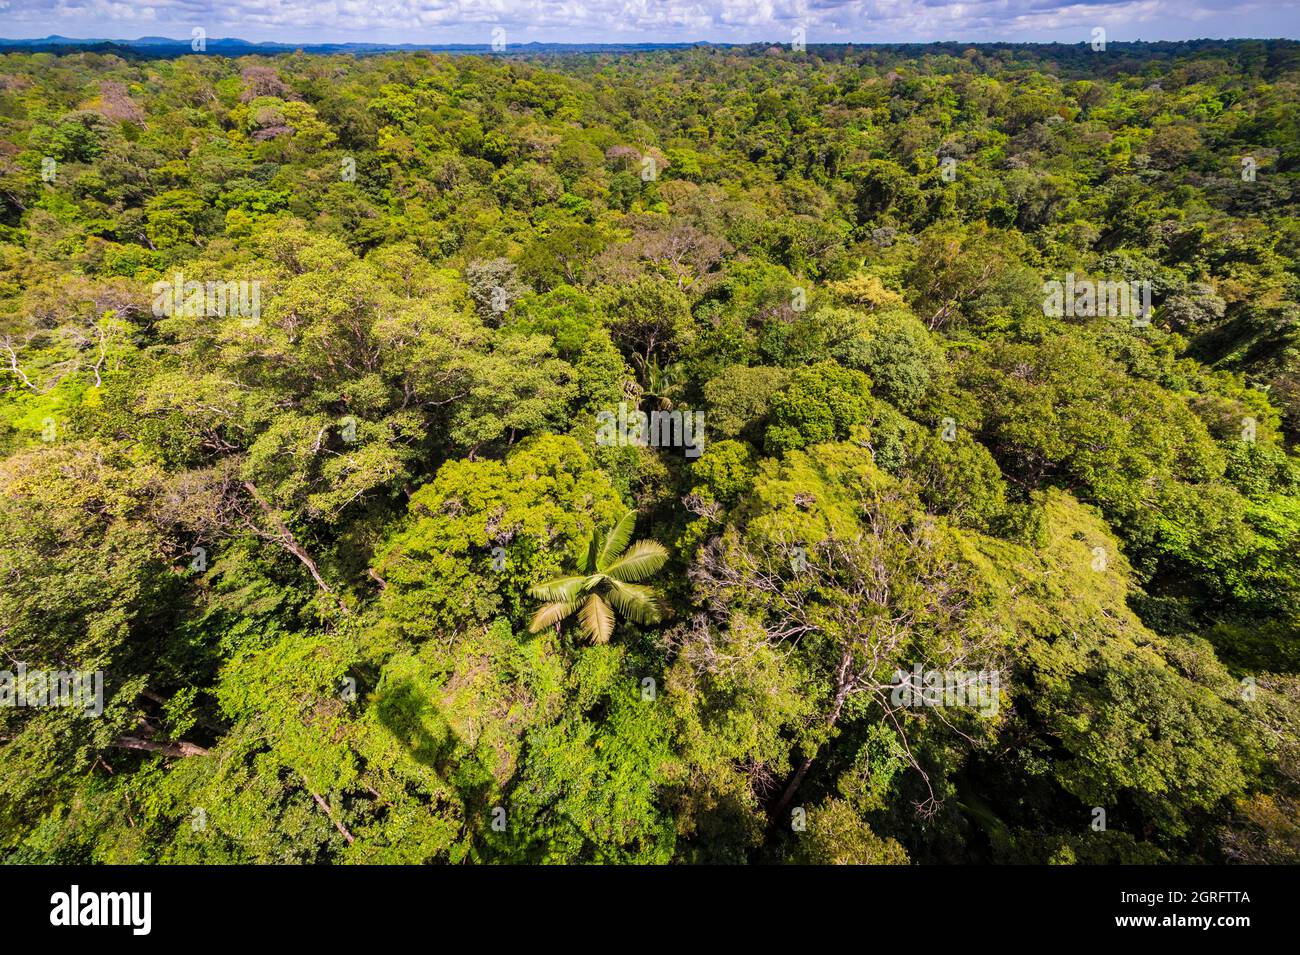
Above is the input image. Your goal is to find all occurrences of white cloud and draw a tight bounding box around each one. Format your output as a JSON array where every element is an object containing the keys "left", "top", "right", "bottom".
[{"left": 0, "top": 0, "right": 1294, "bottom": 44}]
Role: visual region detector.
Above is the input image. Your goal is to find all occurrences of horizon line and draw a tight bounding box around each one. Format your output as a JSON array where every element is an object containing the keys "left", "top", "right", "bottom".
[{"left": 2, "top": 34, "right": 1298, "bottom": 48}]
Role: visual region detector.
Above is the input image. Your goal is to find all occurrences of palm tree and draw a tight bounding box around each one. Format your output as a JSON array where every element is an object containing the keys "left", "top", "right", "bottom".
[
  {"left": 528, "top": 510, "right": 668, "bottom": 644},
  {"left": 632, "top": 353, "right": 684, "bottom": 410}
]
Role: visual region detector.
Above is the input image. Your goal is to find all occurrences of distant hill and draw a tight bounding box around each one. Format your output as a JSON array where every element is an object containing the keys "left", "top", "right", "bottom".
[
  {"left": 0, "top": 35, "right": 718, "bottom": 57},
  {"left": 2, "top": 35, "right": 1297, "bottom": 67}
]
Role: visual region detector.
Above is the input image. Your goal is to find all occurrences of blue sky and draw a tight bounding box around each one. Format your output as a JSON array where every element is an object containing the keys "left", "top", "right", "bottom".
[{"left": 0, "top": 0, "right": 1297, "bottom": 45}]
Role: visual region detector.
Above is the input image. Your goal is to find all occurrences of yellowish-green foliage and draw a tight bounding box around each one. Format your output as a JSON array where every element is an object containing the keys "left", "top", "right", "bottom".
[
  {"left": 793, "top": 799, "right": 910, "bottom": 865},
  {"left": 1, "top": 40, "right": 1298, "bottom": 866}
]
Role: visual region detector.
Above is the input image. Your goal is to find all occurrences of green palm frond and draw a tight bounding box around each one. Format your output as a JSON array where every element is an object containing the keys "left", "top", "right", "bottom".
[
  {"left": 579, "top": 593, "right": 615, "bottom": 644},
  {"left": 604, "top": 579, "right": 662, "bottom": 625},
  {"left": 529, "top": 599, "right": 579, "bottom": 633},
  {"left": 528, "top": 511, "right": 669, "bottom": 644},
  {"left": 597, "top": 510, "right": 637, "bottom": 571},
  {"left": 603, "top": 539, "right": 668, "bottom": 583},
  {"left": 528, "top": 576, "right": 587, "bottom": 603},
  {"left": 577, "top": 529, "right": 598, "bottom": 575}
]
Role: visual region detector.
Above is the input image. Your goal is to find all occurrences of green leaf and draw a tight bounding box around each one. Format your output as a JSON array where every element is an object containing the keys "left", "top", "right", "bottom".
[
  {"left": 579, "top": 593, "right": 615, "bottom": 644},
  {"left": 529, "top": 576, "right": 588, "bottom": 603},
  {"left": 603, "top": 539, "right": 668, "bottom": 583},
  {"left": 604, "top": 579, "right": 661, "bottom": 625},
  {"left": 529, "top": 600, "right": 578, "bottom": 633},
  {"left": 597, "top": 510, "right": 638, "bottom": 571}
]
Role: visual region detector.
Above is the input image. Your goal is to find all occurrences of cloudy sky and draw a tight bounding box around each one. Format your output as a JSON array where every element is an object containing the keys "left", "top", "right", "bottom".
[{"left": 0, "top": 0, "right": 1296, "bottom": 45}]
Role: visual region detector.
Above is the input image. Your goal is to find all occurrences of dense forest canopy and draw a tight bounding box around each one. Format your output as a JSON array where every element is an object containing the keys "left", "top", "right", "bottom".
[{"left": 0, "top": 39, "right": 1298, "bottom": 864}]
